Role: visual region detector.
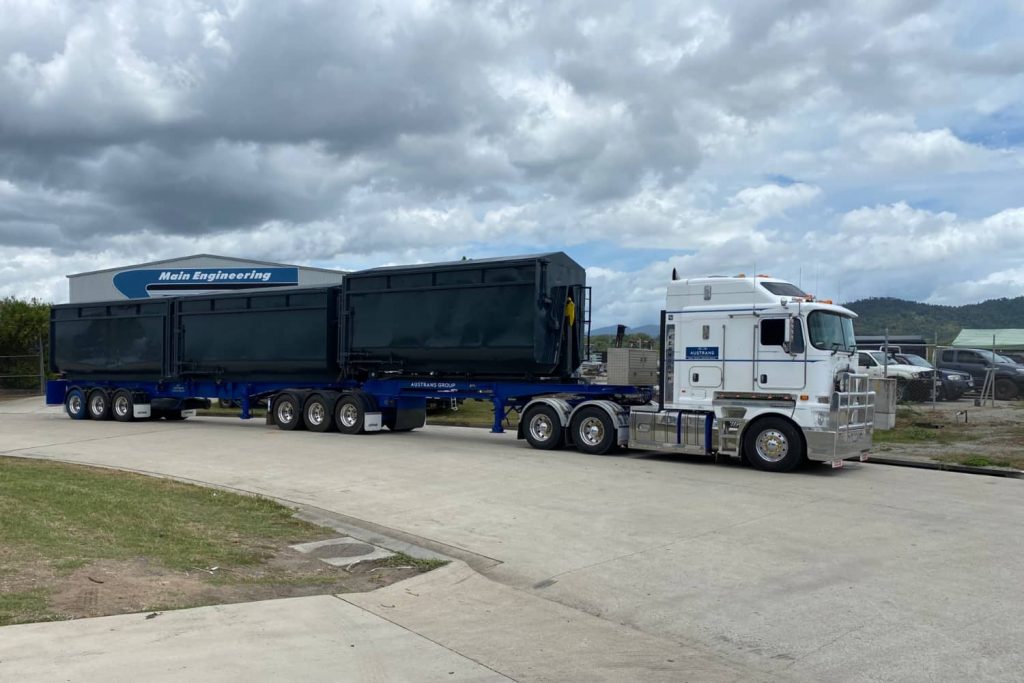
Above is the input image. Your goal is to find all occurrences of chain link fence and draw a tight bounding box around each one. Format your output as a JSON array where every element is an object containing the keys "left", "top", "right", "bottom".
[{"left": 0, "top": 338, "right": 46, "bottom": 396}]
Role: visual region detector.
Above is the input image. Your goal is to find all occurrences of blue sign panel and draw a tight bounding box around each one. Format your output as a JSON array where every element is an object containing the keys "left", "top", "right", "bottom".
[
  {"left": 685, "top": 346, "right": 720, "bottom": 360},
  {"left": 113, "top": 267, "right": 300, "bottom": 299}
]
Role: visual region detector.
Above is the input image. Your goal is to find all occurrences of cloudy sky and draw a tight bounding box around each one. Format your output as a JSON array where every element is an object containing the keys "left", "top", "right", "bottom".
[{"left": 2, "top": 0, "right": 1023, "bottom": 327}]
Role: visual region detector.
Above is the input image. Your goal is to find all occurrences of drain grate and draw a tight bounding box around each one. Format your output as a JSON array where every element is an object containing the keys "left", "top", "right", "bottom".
[{"left": 289, "top": 537, "right": 396, "bottom": 568}]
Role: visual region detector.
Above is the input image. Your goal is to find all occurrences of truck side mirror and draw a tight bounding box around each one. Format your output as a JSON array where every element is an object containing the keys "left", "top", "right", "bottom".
[{"left": 783, "top": 316, "right": 804, "bottom": 355}]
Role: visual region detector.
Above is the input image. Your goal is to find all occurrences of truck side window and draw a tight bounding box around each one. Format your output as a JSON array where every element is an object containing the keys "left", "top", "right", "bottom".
[
  {"left": 760, "top": 319, "right": 785, "bottom": 346},
  {"left": 940, "top": 350, "right": 953, "bottom": 362},
  {"left": 858, "top": 352, "right": 873, "bottom": 366}
]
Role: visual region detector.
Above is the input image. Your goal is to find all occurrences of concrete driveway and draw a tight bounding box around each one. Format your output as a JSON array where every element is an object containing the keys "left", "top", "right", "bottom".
[{"left": 2, "top": 399, "right": 1022, "bottom": 681}]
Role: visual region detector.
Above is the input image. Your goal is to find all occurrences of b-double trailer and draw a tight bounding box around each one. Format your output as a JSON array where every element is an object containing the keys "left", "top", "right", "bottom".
[{"left": 47, "top": 252, "right": 874, "bottom": 472}]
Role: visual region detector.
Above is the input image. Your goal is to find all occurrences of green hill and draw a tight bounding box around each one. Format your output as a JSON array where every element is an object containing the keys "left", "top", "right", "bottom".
[{"left": 842, "top": 296, "right": 1024, "bottom": 344}]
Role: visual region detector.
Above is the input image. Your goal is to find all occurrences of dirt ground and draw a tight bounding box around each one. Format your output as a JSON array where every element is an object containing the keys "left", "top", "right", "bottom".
[
  {"left": 874, "top": 397, "right": 1024, "bottom": 470},
  {"left": 2, "top": 541, "right": 428, "bottom": 622}
]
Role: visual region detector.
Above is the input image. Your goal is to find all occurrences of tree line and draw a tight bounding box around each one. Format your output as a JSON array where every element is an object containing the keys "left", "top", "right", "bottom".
[
  {"left": 0, "top": 297, "right": 50, "bottom": 390},
  {"left": 843, "top": 296, "right": 1024, "bottom": 344}
]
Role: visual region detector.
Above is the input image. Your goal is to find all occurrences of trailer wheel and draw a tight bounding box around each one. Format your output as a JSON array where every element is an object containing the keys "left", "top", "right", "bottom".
[
  {"left": 523, "top": 405, "right": 564, "bottom": 450},
  {"left": 65, "top": 388, "right": 88, "bottom": 420},
  {"left": 335, "top": 395, "right": 366, "bottom": 435},
  {"left": 304, "top": 394, "right": 334, "bottom": 432},
  {"left": 570, "top": 406, "right": 616, "bottom": 455},
  {"left": 87, "top": 389, "right": 112, "bottom": 420},
  {"left": 273, "top": 393, "right": 304, "bottom": 431},
  {"left": 742, "top": 417, "right": 804, "bottom": 473},
  {"left": 112, "top": 390, "right": 135, "bottom": 422}
]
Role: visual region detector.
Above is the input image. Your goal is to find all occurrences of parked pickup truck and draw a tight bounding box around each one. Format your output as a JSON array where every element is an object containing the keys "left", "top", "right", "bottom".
[
  {"left": 935, "top": 348, "right": 1024, "bottom": 400},
  {"left": 856, "top": 350, "right": 935, "bottom": 402},
  {"left": 893, "top": 352, "right": 973, "bottom": 401}
]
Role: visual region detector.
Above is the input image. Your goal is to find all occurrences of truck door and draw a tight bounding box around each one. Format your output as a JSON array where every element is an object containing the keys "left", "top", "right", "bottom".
[
  {"left": 684, "top": 319, "right": 724, "bottom": 396},
  {"left": 755, "top": 317, "right": 806, "bottom": 390}
]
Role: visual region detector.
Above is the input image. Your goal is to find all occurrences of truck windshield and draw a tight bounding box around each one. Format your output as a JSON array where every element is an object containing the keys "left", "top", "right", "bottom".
[
  {"left": 808, "top": 311, "right": 856, "bottom": 353},
  {"left": 761, "top": 282, "right": 809, "bottom": 297}
]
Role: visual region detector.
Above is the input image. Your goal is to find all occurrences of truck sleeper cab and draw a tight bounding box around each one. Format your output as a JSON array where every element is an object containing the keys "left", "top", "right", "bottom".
[{"left": 519, "top": 275, "right": 875, "bottom": 472}]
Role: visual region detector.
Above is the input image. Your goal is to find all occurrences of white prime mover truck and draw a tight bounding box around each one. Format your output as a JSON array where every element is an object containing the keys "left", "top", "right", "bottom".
[{"left": 520, "top": 273, "right": 874, "bottom": 472}]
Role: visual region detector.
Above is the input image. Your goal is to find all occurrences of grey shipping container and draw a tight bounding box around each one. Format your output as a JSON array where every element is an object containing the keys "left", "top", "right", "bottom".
[{"left": 340, "top": 253, "right": 586, "bottom": 378}]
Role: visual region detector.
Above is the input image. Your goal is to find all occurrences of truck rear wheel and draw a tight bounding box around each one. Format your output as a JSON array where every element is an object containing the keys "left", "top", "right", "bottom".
[
  {"left": 87, "top": 389, "right": 112, "bottom": 420},
  {"left": 273, "top": 393, "right": 304, "bottom": 431},
  {"left": 112, "top": 390, "right": 135, "bottom": 422},
  {"left": 304, "top": 394, "right": 334, "bottom": 432},
  {"left": 335, "top": 395, "right": 366, "bottom": 435},
  {"left": 570, "top": 406, "right": 616, "bottom": 455},
  {"left": 65, "top": 388, "right": 88, "bottom": 420},
  {"left": 743, "top": 417, "right": 804, "bottom": 472},
  {"left": 523, "top": 405, "right": 563, "bottom": 450}
]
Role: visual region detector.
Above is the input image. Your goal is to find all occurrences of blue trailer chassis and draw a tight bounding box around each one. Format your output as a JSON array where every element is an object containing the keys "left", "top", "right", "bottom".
[{"left": 46, "top": 378, "right": 652, "bottom": 433}]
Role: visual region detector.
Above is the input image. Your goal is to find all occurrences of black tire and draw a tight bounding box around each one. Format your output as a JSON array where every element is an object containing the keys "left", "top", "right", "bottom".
[
  {"left": 742, "top": 417, "right": 805, "bottom": 473},
  {"left": 65, "top": 388, "right": 88, "bottom": 420},
  {"left": 523, "top": 405, "right": 564, "bottom": 450},
  {"left": 894, "top": 379, "right": 907, "bottom": 403},
  {"left": 994, "top": 379, "right": 1020, "bottom": 401},
  {"left": 87, "top": 389, "right": 112, "bottom": 420},
  {"left": 304, "top": 394, "right": 334, "bottom": 432},
  {"left": 218, "top": 398, "right": 238, "bottom": 409},
  {"left": 334, "top": 395, "right": 366, "bottom": 435},
  {"left": 112, "top": 389, "right": 135, "bottom": 422},
  {"left": 273, "top": 393, "right": 304, "bottom": 431},
  {"left": 905, "top": 380, "right": 930, "bottom": 402},
  {"left": 569, "top": 406, "right": 617, "bottom": 455}
]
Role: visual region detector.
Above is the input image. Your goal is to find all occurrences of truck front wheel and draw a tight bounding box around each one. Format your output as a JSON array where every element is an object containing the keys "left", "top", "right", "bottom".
[
  {"left": 570, "top": 406, "right": 617, "bottom": 455},
  {"left": 743, "top": 417, "right": 804, "bottom": 473},
  {"left": 523, "top": 405, "right": 564, "bottom": 450}
]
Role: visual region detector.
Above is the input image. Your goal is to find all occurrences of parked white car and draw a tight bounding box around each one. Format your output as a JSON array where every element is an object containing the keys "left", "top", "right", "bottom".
[{"left": 856, "top": 350, "right": 936, "bottom": 401}]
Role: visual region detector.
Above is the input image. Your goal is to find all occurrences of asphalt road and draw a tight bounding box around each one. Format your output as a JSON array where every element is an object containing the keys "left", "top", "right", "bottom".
[{"left": 2, "top": 401, "right": 1022, "bottom": 681}]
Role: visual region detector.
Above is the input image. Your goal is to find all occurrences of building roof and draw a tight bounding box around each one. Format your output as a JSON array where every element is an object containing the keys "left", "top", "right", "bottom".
[
  {"left": 951, "top": 329, "right": 1024, "bottom": 350},
  {"left": 68, "top": 254, "right": 347, "bottom": 278}
]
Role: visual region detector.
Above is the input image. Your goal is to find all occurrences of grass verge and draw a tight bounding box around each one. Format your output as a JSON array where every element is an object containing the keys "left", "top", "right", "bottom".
[{"left": 0, "top": 456, "right": 440, "bottom": 626}]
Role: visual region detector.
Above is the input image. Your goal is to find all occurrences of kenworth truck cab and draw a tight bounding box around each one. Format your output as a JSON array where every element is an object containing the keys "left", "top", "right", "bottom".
[{"left": 520, "top": 274, "right": 875, "bottom": 471}]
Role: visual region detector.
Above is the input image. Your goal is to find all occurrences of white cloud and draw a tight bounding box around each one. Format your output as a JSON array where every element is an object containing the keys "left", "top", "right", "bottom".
[{"left": 1, "top": 0, "right": 1023, "bottom": 327}]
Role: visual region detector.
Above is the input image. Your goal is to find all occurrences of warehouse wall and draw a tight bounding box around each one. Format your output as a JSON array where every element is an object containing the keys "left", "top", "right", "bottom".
[{"left": 69, "top": 256, "right": 346, "bottom": 303}]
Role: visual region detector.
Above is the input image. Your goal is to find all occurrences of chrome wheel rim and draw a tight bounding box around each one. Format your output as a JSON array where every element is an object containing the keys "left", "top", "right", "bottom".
[
  {"left": 755, "top": 429, "right": 789, "bottom": 462},
  {"left": 529, "top": 413, "right": 553, "bottom": 442},
  {"left": 277, "top": 401, "right": 295, "bottom": 424},
  {"left": 89, "top": 394, "right": 105, "bottom": 415},
  {"left": 114, "top": 395, "right": 130, "bottom": 418},
  {"left": 578, "top": 416, "right": 605, "bottom": 447},
  {"left": 307, "top": 402, "right": 326, "bottom": 426},
  {"left": 68, "top": 395, "right": 82, "bottom": 415},
  {"left": 339, "top": 403, "right": 358, "bottom": 428}
]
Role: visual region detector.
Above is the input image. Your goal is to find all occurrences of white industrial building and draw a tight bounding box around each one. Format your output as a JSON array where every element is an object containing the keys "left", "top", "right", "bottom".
[{"left": 67, "top": 254, "right": 347, "bottom": 303}]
